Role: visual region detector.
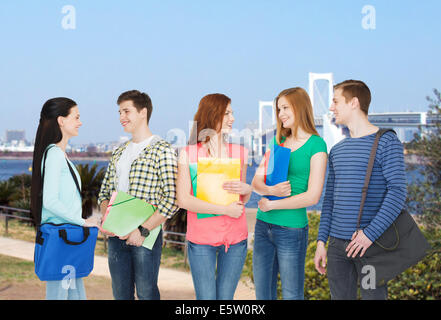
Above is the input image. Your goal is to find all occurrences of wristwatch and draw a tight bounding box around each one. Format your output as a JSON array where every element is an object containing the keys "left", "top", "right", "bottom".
[{"left": 138, "top": 226, "right": 150, "bottom": 237}]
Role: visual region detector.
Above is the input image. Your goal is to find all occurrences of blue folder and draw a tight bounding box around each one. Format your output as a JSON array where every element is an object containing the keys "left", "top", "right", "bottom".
[{"left": 265, "top": 143, "right": 291, "bottom": 200}]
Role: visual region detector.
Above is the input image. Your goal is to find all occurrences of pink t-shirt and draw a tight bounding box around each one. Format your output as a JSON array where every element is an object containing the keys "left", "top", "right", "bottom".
[{"left": 184, "top": 143, "right": 249, "bottom": 250}]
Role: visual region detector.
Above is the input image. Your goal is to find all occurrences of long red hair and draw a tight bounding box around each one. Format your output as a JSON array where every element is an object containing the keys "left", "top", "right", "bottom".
[
  {"left": 189, "top": 93, "right": 231, "bottom": 145},
  {"left": 275, "top": 87, "right": 319, "bottom": 144}
]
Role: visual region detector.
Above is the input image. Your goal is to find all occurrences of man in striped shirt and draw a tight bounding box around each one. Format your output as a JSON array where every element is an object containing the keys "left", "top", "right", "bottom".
[{"left": 314, "top": 80, "right": 407, "bottom": 300}]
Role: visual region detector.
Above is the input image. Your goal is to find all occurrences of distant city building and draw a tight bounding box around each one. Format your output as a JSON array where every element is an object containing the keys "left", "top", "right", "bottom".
[
  {"left": 86, "top": 145, "right": 98, "bottom": 153},
  {"left": 1, "top": 110, "right": 439, "bottom": 155},
  {"left": 6, "top": 130, "right": 25, "bottom": 143}
]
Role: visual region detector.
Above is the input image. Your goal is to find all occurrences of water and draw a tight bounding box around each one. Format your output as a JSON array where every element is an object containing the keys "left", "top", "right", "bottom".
[
  {"left": 0, "top": 159, "right": 424, "bottom": 209},
  {"left": 0, "top": 159, "right": 109, "bottom": 181}
]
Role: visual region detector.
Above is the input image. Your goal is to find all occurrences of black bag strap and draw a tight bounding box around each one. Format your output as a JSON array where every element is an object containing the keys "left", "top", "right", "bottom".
[
  {"left": 35, "top": 230, "right": 44, "bottom": 245},
  {"left": 58, "top": 227, "right": 90, "bottom": 245},
  {"left": 66, "top": 159, "right": 81, "bottom": 196},
  {"left": 356, "top": 128, "right": 396, "bottom": 230},
  {"left": 41, "top": 145, "right": 55, "bottom": 195},
  {"left": 41, "top": 144, "right": 81, "bottom": 197}
]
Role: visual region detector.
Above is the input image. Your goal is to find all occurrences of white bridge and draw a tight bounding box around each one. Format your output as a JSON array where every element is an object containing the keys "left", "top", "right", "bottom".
[{"left": 253, "top": 73, "right": 438, "bottom": 158}]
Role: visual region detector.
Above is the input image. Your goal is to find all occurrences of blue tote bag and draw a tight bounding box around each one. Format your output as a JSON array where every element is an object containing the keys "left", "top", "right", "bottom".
[
  {"left": 264, "top": 141, "right": 291, "bottom": 200},
  {"left": 34, "top": 146, "right": 98, "bottom": 281},
  {"left": 34, "top": 223, "right": 98, "bottom": 281}
]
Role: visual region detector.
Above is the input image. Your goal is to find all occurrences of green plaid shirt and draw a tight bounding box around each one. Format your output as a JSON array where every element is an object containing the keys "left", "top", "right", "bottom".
[{"left": 98, "top": 138, "right": 179, "bottom": 219}]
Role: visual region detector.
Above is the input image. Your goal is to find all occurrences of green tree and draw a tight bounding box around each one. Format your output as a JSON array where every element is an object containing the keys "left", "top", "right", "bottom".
[
  {"left": 8, "top": 174, "right": 32, "bottom": 210},
  {"left": 76, "top": 163, "right": 106, "bottom": 219},
  {"left": 406, "top": 89, "right": 441, "bottom": 244},
  {"left": 0, "top": 180, "right": 15, "bottom": 206}
]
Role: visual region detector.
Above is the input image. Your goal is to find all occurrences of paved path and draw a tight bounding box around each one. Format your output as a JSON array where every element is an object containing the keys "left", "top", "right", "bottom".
[
  {"left": 0, "top": 236, "right": 255, "bottom": 300},
  {"left": 0, "top": 209, "right": 258, "bottom": 300}
]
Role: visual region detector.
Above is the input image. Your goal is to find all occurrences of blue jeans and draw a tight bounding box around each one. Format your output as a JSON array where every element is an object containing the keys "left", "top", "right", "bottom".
[
  {"left": 107, "top": 230, "right": 162, "bottom": 300},
  {"left": 46, "top": 278, "right": 86, "bottom": 300},
  {"left": 187, "top": 239, "right": 248, "bottom": 300},
  {"left": 327, "top": 236, "right": 388, "bottom": 300},
  {"left": 253, "top": 219, "right": 309, "bottom": 300}
]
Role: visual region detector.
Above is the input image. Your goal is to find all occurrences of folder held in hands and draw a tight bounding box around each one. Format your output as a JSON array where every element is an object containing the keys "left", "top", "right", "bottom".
[
  {"left": 264, "top": 143, "right": 291, "bottom": 200},
  {"left": 101, "top": 191, "right": 161, "bottom": 250},
  {"left": 190, "top": 157, "right": 241, "bottom": 219}
]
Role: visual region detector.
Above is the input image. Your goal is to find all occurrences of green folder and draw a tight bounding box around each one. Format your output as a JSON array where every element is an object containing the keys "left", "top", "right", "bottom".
[
  {"left": 101, "top": 191, "right": 161, "bottom": 250},
  {"left": 189, "top": 163, "right": 221, "bottom": 219}
]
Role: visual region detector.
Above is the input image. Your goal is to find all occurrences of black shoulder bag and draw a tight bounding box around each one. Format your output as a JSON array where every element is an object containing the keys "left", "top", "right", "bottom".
[{"left": 356, "top": 128, "right": 431, "bottom": 287}]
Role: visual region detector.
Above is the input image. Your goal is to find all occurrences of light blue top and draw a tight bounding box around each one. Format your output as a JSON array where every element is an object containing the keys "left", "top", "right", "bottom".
[{"left": 41, "top": 144, "right": 85, "bottom": 226}]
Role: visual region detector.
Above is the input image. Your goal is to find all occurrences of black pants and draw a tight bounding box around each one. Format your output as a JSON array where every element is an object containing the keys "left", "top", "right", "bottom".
[{"left": 327, "top": 236, "right": 388, "bottom": 300}]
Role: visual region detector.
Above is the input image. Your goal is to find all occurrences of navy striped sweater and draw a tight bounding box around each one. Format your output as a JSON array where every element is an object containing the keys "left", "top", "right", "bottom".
[{"left": 317, "top": 131, "right": 407, "bottom": 244}]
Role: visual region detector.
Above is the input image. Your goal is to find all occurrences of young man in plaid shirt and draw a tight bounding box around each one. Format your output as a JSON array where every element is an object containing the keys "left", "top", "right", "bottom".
[{"left": 98, "top": 90, "right": 179, "bottom": 300}]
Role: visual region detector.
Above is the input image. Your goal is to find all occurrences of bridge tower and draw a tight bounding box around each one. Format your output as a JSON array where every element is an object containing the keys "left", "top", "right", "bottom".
[{"left": 309, "top": 72, "right": 345, "bottom": 152}]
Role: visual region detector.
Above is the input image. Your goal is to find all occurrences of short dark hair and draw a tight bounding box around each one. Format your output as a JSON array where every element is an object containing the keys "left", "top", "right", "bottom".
[
  {"left": 117, "top": 90, "right": 153, "bottom": 124},
  {"left": 334, "top": 80, "right": 371, "bottom": 115}
]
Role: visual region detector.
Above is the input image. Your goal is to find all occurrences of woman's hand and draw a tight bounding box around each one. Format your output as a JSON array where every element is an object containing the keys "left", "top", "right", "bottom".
[
  {"left": 258, "top": 197, "right": 274, "bottom": 212},
  {"left": 99, "top": 228, "right": 116, "bottom": 237},
  {"left": 223, "top": 201, "right": 244, "bottom": 219},
  {"left": 269, "top": 181, "right": 291, "bottom": 198},
  {"left": 223, "top": 181, "right": 252, "bottom": 196},
  {"left": 84, "top": 215, "right": 100, "bottom": 228}
]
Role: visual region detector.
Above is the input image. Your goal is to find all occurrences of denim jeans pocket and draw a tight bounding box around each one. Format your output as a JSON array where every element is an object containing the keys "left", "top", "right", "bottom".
[
  {"left": 273, "top": 224, "right": 308, "bottom": 247},
  {"left": 227, "top": 239, "right": 248, "bottom": 256},
  {"left": 328, "top": 236, "right": 337, "bottom": 247},
  {"left": 187, "top": 241, "right": 216, "bottom": 256}
]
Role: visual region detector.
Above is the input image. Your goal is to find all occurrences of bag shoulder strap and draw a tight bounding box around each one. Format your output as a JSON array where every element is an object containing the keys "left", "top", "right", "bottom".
[
  {"left": 41, "top": 145, "right": 56, "bottom": 192},
  {"left": 66, "top": 159, "right": 82, "bottom": 196},
  {"left": 42, "top": 145, "right": 81, "bottom": 197},
  {"left": 356, "top": 128, "right": 396, "bottom": 230}
]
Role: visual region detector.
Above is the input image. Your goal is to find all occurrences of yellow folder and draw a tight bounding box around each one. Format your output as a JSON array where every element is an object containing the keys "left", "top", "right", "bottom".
[{"left": 196, "top": 157, "right": 241, "bottom": 207}]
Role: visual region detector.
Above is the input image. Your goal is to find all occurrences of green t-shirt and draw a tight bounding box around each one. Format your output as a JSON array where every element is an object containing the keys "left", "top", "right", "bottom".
[{"left": 256, "top": 134, "right": 327, "bottom": 228}]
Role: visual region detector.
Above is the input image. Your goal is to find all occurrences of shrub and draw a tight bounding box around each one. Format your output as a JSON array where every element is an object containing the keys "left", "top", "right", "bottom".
[{"left": 244, "top": 211, "right": 441, "bottom": 300}]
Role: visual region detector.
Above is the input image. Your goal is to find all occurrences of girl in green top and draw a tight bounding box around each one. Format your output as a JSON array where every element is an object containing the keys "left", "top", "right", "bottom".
[{"left": 251, "top": 87, "right": 328, "bottom": 300}]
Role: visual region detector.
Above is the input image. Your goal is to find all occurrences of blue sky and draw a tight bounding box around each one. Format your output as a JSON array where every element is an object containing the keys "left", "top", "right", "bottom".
[{"left": 0, "top": 0, "right": 440, "bottom": 144}]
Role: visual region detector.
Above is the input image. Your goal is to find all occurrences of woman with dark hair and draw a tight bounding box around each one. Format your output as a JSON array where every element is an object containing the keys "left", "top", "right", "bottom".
[
  {"left": 176, "top": 93, "right": 252, "bottom": 300},
  {"left": 251, "top": 88, "right": 328, "bottom": 300},
  {"left": 30, "top": 97, "right": 99, "bottom": 300}
]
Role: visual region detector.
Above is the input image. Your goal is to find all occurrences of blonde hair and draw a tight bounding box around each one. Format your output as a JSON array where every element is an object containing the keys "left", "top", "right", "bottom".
[{"left": 274, "top": 87, "right": 319, "bottom": 144}]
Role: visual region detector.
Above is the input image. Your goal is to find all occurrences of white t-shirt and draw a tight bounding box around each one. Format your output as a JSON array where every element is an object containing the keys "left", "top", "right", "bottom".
[{"left": 116, "top": 135, "right": 159, "bottom": 192}]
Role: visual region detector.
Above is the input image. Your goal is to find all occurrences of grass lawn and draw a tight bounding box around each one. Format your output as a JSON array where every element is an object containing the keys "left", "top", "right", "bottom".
[{"left": 0, "top": 254, "right": 114, "bottom": 300}]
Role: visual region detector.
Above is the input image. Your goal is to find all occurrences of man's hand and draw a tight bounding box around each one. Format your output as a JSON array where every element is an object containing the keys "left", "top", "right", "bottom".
[
  {"left": 346, "top": 230, "right": 373, "bottom": 258},
  {"left": 122, "top": 229, "right": 145, "bottom": 247},
  {"left": 314, "top": 241, "right": 327, "bottom": 275}
]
